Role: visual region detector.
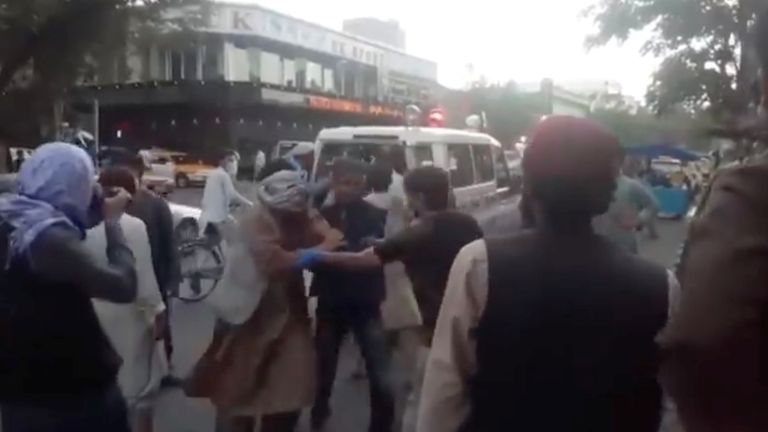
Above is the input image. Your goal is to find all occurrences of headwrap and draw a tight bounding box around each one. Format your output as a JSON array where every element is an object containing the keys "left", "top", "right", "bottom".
[
  {"left": 523, "top": 116, "right": 620, "bottom": 184},
  {"left": 522, "top": 116, "right": 621, "bottom": 218},
  {"left": 256, "top": 169, "right": 309, "bottom": 212},
  {"left": 0, "top": 143, "right": 95, "bottom": 257}
]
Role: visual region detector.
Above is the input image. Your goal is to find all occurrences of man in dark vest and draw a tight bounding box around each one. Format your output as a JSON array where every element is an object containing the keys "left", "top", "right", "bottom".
[{"left": 418, "top": 116, "right": 672, "bottom": 432}]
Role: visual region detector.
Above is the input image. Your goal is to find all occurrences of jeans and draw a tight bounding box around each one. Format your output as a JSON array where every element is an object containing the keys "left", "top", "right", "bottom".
[
  {"left": 313, "top": 305, "right": 395, "bottom": 432},
  {"left": 1, "top": 385, "right": 130, "bottom": 432}
]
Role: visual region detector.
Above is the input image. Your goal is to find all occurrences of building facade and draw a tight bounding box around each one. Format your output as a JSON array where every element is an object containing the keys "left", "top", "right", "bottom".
[
  {"left": 69, "top": 2, "right": 438, "bottom": 170},
  {"left": 343, "top": 18, "right": 406, "bottom": 51}
]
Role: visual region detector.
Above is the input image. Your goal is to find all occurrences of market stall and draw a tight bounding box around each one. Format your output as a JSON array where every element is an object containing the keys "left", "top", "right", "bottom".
[{"left": 625, "top": 144, "right": 705, "bottom": 218}]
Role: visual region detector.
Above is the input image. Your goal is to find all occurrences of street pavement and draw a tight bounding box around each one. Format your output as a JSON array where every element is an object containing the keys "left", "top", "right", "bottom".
[{"left": 154, "top": 186, "right": 689, "bottom": 432}]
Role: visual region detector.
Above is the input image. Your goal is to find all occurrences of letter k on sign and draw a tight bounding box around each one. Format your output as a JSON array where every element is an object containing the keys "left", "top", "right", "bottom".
[{"left": 232, "top": 11, "right": 252, "bottom": 31}]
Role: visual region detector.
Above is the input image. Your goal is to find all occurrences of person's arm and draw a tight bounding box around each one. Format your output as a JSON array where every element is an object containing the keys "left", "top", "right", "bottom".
[
  {"left": 224, "top": 173, "right": 253, "bottom": 207},
  {"left": 244, "top": 210, "right": 344, "bottom": 275},
  {"left": 30, "top": 221, "right": 137, "bottom": 304},
  {"left": 417, "top": 240, "right": 489, "bottom": 432},
  {"left": 316, "top": 221, "right": 430, "bottom": 269}
]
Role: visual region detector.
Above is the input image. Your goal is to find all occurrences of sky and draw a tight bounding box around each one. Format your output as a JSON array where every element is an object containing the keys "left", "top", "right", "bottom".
[{"left": 229, "top": 0, "right": 660, "bottom": 99}]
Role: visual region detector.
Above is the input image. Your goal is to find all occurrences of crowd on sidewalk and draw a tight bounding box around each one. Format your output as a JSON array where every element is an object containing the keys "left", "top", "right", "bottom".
[{"left": 2, "top": 11, "right": 768, "bottom": 432}]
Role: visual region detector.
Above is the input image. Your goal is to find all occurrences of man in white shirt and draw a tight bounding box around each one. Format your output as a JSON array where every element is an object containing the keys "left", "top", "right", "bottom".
[{"left": 200, "top": 149, "right": 252, "bottom": 234}]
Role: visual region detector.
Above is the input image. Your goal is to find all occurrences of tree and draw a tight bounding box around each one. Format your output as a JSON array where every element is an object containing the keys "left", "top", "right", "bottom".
[
  {"left": 586, "top": 0, "right": 764, "bottom": 119},
  {"left": 0, "top": 0, "right": 207, "bottom": 143}
]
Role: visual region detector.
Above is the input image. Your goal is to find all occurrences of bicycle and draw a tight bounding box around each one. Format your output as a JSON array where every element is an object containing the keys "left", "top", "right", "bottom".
[{"left": 175, "top": 220, "right": 226, "bottom": 303}]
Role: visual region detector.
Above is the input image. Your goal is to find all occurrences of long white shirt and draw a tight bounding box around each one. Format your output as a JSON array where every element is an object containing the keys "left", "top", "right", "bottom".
[
  {"left": 85, "top": 214, "right": 167, "bottom": 404},
  {"left": 200, "top": 167, "right": 252, "bottom": 226}
]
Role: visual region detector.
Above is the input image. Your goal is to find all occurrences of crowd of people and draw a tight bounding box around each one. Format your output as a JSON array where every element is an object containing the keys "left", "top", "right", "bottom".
[{"left": 1, "top": 11, "right": 768, "bottom": 432}]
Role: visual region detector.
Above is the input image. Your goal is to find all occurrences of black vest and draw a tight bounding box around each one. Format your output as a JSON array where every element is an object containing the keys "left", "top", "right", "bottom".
[
  {"left": 466, "top": 231, "right": 668, "bottom": 432},
  {"left": 0, "top": 222, "right": 120, "bottom": 403}
]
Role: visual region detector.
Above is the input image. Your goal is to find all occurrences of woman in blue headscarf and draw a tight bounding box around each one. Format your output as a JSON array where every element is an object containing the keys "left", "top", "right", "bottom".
[{"left": 0, "top": 142, "right": 138, "bottom": 432}]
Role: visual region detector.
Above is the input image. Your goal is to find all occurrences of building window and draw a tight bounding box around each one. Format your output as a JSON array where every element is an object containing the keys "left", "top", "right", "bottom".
[
  {"left": 447, "top": 144, "right": 475, "bottom": 188},
  {"left": 323, "top": 68, "right": 335, "bottom": 93},
  {"left": 229, "top": 45, "right": 250, "bottom": 81},
  {"left": 165, "top": 48, "right": 199, "bottom": 80},
  {"left": 183, "top": 49, "right": 199, "bottom": 80},
  {"left": 306, "top": 61, "right": 323, "bottom": 91},
  {"left": 283, "top": 58, "right": 296, "bottom": 87},
  {"left": 472, "top": 145, "right": 495, "bottom": 183},
  {"left": 169, "top": 51, "right": 183, "bottom": 80},
  {"left": 260, "top": 51, "right": 282, "bottom": 85},
  {"left": 247, "top": 48, "right": 260, "bottom": 82},
  {"left": 202, "top": 45, "right": 223, "bottom": 80}
]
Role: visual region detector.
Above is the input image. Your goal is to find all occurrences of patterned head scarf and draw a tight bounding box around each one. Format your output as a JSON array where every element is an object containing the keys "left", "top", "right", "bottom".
[
  {"left": 257, "top": 170, "right": 309, "bottom": 212},
  {"left": 0, "top": 143, "right": 95, "bottom": 257}
]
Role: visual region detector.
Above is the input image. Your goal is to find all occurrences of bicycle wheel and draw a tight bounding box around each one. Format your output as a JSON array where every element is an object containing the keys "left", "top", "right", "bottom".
[{"left": 177, "top": 240, "right": 224, "bottom": 303}]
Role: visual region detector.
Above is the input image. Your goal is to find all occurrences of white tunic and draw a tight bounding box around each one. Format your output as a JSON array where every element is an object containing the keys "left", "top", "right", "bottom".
[{"left": 85, "top": 214, "right": 168, "bottom": 406}]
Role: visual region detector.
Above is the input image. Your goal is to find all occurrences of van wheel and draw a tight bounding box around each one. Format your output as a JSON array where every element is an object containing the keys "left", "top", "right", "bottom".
[{"left": 176, "top": 174, "right": 189, "bottom": 188}]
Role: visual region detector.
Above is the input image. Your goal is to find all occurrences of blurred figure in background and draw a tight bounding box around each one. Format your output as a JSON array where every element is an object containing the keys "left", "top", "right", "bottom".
[
  {"left": 0, "top": 143, "right": 136, "bottom": 432},
  {"left": 200, "top": 149, "right": 253, "bottom": 237},
  {"left": 124, "top": 155, "right": 180, "bottom": 385},
  {"left": 594, "top": 148, "right": 659, "bottom": 253},
  {"left": 419, "top": 117, "right": 671, "bottom": 432},
  {"left": 13, "top": 149, "right": 25, "bottom": 173},
  {"left": 186, "top": 163, "right": 344, "bottom": 432},
  {"left": 254, "top": 148, "right": 266, "bottom": 182},
  {"left": 88, "top": 167, "right": 167, "bottom": 432}
]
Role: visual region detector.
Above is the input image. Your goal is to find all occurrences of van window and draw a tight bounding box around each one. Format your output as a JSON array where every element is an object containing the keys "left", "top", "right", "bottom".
[
  {"left": 409, "top": 145, "right": 434, "bottom": 167},
  {"left": 472, "top": 145, "right": 495, "bottom": 183},
  {"left": 447, "top": 144, "right": 475, "bottom": 188},
  {"left": 316, "top": 141, "right": 393, "bottom": 180}
]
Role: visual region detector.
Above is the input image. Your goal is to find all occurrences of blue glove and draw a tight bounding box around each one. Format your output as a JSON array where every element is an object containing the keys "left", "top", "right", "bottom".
[{"left": 294, "top": 248, "right": 322, "bottom": 270}]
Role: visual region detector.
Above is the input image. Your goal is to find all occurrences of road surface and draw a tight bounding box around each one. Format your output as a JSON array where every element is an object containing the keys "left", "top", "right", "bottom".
[{"left": 153, "top": 186, "right": 688, "bottom": 432}]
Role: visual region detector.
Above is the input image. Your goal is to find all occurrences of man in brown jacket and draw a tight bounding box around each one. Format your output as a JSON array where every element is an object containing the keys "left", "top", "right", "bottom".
[{"left": 659, "top": 9, "right": 768, "bottom": 432}]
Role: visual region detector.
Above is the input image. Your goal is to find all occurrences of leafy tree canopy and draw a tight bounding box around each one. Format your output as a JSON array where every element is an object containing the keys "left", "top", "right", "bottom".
[
  {"left": 0, "top": 0, "right": 207, "bottom": 143},
  {"left": 586, "top": 0, "right": 764, "bottom": 118}
]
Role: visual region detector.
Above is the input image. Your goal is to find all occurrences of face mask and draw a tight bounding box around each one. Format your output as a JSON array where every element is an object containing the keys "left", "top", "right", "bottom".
[{"left": 225, "top": 161, "right": 238, "bottom": 176}]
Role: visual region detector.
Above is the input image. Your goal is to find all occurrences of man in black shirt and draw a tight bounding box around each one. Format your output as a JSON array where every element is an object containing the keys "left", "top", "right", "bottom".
[
  {"left": 317, "top": 166, "right": 483, "bottom": 341},
  {"left": 310, "top": 158, "right": 393, "bottom": 432}
]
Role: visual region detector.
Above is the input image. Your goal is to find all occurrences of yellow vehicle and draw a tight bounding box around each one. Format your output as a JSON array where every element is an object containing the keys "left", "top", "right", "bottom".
[{"left": 145, "top": 149, "right": 217, "bottom": 188}]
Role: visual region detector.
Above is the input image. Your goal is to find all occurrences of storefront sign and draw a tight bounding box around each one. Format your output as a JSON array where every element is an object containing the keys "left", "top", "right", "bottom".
[
  {"left": 204, "top": 4, "right": 437, "bottom": 81},
  {"left": 262, "top": 88, "right": 307, "bottom": 106},
  {"left": 308, "top": 96, "right": 363, "bottom": 113},
  {"left": 368, "top": 105, "right": 402, "bottom": 117}
]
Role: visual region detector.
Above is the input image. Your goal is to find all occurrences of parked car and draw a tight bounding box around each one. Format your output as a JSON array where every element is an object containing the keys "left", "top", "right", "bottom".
[{"left": 140, "top": 149, "right": 216, "bottom": 189}]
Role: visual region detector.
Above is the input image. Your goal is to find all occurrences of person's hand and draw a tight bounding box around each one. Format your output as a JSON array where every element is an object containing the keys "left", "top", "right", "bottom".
[
  {"left": 153, "top": 311, "right": 168, "bottom": 341},
  {"left": 321, "top": 229, "right": 346, "bottom": 251},
  {"left": 103, "top": 188, "right": 132, "bottom": 222}
]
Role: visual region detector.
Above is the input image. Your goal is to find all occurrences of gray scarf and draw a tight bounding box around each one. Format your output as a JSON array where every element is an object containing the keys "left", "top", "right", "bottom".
[{"left": 257, "top": 170, "right": 309, "bottom": 212}]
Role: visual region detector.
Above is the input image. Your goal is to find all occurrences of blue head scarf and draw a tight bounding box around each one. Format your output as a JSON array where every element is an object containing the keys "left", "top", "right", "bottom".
[{"left": 0, "top": 142, "right": 96, "bottom": 257}]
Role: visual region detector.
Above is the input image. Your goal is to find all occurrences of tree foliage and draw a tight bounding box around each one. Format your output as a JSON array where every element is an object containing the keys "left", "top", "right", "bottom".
[
  {"left": 586, "top": 0, "right": 764, "bottom": 118},
  {"left": 0, "top": 0, "right": 208, "bottom": 143},
  {"left": 442, "top": 82, "right": 706, "bottom": 150}
]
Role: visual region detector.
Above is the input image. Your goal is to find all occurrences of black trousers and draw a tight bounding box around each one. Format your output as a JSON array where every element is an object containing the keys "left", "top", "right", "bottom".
[
  {"left": 313, "top": 304, "right": 395, "bottom": 432},
  {"left": 1, "top": 385, "right": 130, "bottom": 432}
]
